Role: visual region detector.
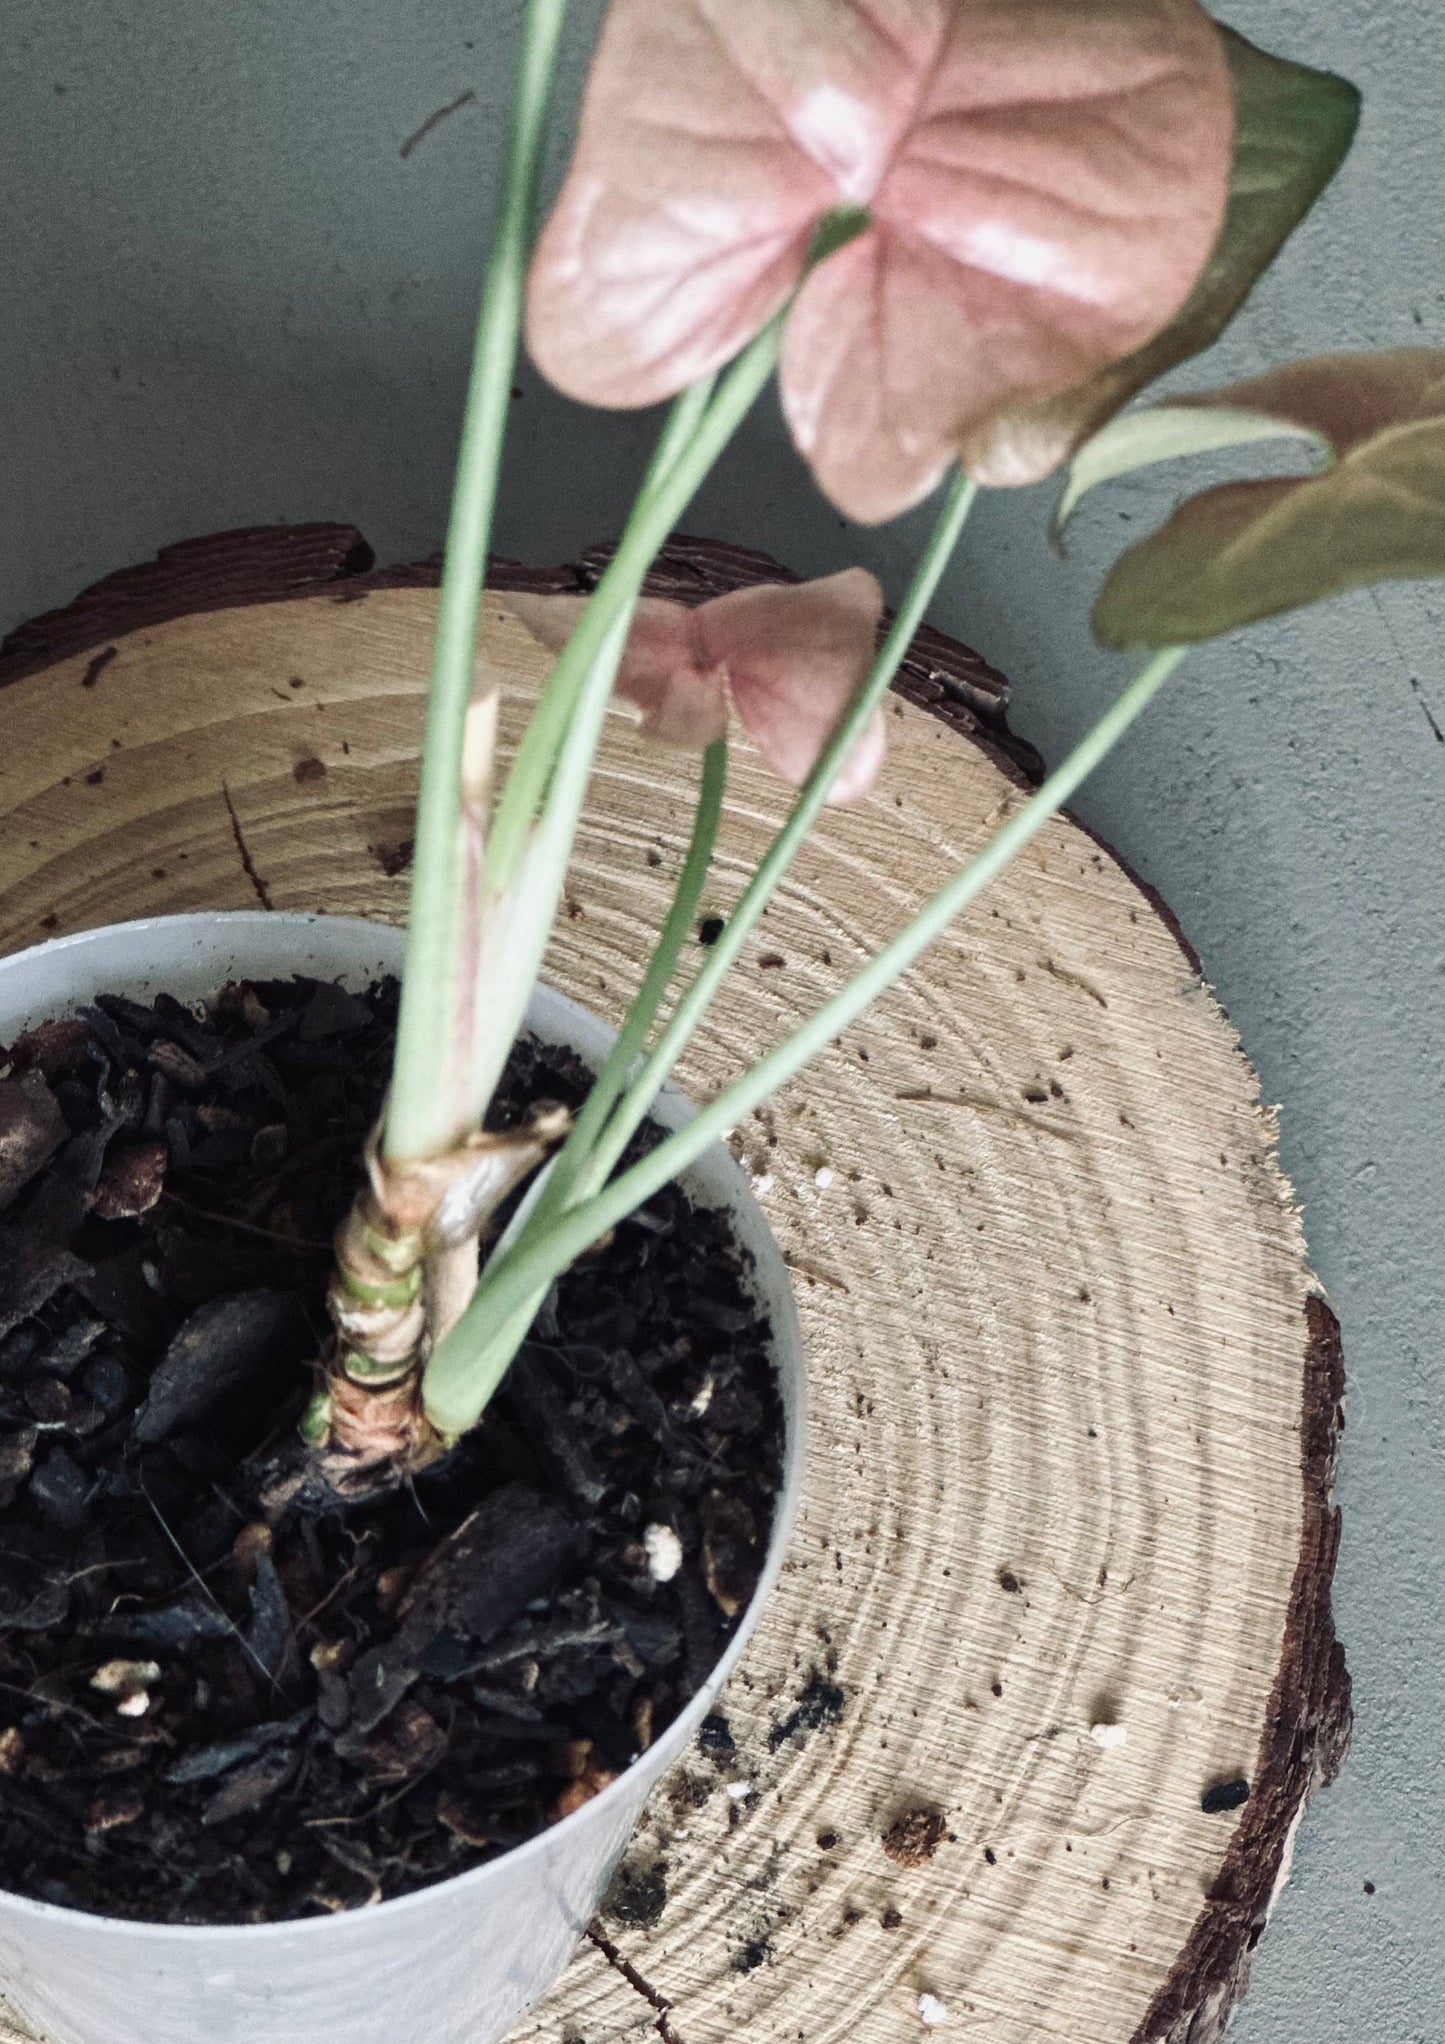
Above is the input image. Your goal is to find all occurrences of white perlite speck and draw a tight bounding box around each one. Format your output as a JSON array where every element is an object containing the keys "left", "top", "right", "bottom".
[
  {"left": 813, "top": 1166, "right": 835, "bottom": 1189},
  {"left": 643, "top": 1523, "right": 683, "bottom": 1583},
  {"left": 1089, "top": 1722, "right": 1128, "bottom": 1749},
  {"left": 89, "top": 1659, "right": 161, "bottom": 1695},
  {"left": 918, "top": 1994, "right": 950, "bottom": 2027}
]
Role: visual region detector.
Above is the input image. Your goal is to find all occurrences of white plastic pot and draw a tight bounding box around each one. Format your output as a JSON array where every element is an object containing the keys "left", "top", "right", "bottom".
[{"left": 0, "top": 912, "right": 805, "bottom": 2044}]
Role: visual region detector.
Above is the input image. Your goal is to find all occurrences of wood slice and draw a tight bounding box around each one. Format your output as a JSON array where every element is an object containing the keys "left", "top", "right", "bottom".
[{"left": 0, "top": 530, "right": 1347, "bottom": 2044}]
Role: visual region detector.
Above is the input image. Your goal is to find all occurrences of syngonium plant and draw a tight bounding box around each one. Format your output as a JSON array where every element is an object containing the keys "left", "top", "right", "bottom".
[{"left": 304, "top": 0, "right": 1372, "bottom": 1498}]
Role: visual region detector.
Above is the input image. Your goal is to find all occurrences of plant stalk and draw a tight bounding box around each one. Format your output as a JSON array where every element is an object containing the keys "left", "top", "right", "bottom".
[
  {"left": 385, "top": 0, "right": 568, "bottom": 1167},
  {"left": 418, "top": 471, "right": 976, "bottom": 1424},
  {"left": 536, "top": 736, "right": 728, "bottom": 1220},
  {"left": 424, "top": 643, "right": 1188, "bottom": 1437},
  {"left": 453, "top": 323, "right": 782, "bottom": 1132},
  {"left": 569, "top": 471, "right": 980, "bottom": 1202},
  {"left": 408, "top": 738, "right": 728, "bottom": 1431},
  {"left": 481, "top": 338, "right": 775, "bottom": 901},
  {"left": 318, "top": 337, "right": 761, "bottom": 1465}
]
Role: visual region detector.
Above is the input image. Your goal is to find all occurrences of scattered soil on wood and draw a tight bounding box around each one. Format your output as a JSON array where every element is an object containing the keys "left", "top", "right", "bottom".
[
  {"left": 0, "top": 972, "right": 782, "bottom": 1922},
  {"left": 767, "top": 1672, "right": 845, "bottom": 1750},
  {"left": 881, "top": 1804, "right": 947, "bottom": 1867}
]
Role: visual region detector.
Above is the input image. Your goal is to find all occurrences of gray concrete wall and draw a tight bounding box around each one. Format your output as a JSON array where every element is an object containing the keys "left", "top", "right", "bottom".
[{"left": 2, "top": 5, "right": 1441, "bottom": 2035}]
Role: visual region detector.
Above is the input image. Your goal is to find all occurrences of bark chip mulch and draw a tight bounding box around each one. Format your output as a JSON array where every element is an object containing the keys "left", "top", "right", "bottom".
[{"left": 0, "top": 971, "right": 781, "bottom": 1921}]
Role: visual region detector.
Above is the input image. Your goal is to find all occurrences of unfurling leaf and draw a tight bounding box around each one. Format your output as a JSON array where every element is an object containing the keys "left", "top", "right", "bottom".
[
  {"left": 987, "top": 27, "right": 1360, "bottom": 488},
  {"left": 527, "top": 0, "right": 1233, "bottom": 522},
  {"left": 1087, "top": 351, "right": 1445, "bottom": 645}
]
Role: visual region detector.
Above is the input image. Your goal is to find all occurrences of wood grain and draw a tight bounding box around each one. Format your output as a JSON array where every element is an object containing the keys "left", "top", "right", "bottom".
[{"left": 0, "top": 531, "right": 1347, "bottom": 2044}]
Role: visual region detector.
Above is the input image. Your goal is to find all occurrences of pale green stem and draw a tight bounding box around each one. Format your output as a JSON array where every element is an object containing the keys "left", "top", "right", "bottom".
[
  {"left": 483, "top": 337, "right": 776, "bottom": 896},
  {"left": 449, "top": 327, "right": 781, "bottom": 1124},
  {"left": 424, "top": 469, "right": 973, "bottom": 1419},
  {"left": 481, "top": 211, "right": 870, "bottom": 897},
  {"left": 486, "top": 374, "right": 717, "bottom": 869},
  {"left": 641, "top": 374, "right": 720, "bottom": 500},
  {"left": 539, "top": 737, "right": 728, "bottom": 1217},
  {"left": 424, "top": 739, "right": 728, "bottom": 1427},
  {"left": 462, "top": 604, "right": 633, "bottom": 1129},
  {"left": 574, "top": 469, "right": 978, "bottom": 1200},
  {"left": 385, "top": 0, "right": 567, "bottom": 1164},
  {"left": 424, "top": 643, "right": 1187, "bottom": 1437}
]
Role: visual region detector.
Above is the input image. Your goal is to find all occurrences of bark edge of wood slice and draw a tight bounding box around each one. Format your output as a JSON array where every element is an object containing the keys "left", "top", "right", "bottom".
[{"left": 0, "top": 526, "right": 1349, "bottom": 2044}]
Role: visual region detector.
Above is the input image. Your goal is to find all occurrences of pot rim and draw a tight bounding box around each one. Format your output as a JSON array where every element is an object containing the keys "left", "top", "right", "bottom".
[{"left": 0, "top": 909, "right": 806, "bottom": 1942}]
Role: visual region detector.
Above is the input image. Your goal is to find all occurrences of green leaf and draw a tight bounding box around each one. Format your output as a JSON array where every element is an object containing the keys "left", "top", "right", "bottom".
[
  {"left": 1091, "top": 351, "right": 1445, "bottom": 645},
  {"left": 979, "top": 25, "right": 1359, "bottom": 486},
  {"left": 1056, "top": 403, "right": 1329, "bottom": 527}
]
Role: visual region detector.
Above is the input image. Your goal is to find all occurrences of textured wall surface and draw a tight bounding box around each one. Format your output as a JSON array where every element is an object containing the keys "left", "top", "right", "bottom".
[{"left": 1, "top": 4, "right": 1441, "bottom": 2038}]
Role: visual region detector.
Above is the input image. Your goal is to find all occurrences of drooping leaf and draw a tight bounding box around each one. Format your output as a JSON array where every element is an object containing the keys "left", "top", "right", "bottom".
[
  {"left": 507, "top": 593, "right": 732, "bottom": 748},
  {"left": 692, "top": 568, "right": 885, "bottom": 798},
  {"left": 980, "top": 26, "right": 1360, "bottom": 488},
  {"left": 509, "top": 569, "right": 886, "bottom": 798},
  {"left": 1057, "top": 403, "right": 1329, "bottom": 527},
  {"left": 1089, "top": 351, "right": 1445, "bottom": 644},
  {"left": 527, "top": 0, "right": 1233, "bottom": 522}
]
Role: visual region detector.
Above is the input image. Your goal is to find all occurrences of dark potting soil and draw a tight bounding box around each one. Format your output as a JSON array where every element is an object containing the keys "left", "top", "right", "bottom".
[{"left": 0, "top": 973, "right": 782, "bottom": 1923}]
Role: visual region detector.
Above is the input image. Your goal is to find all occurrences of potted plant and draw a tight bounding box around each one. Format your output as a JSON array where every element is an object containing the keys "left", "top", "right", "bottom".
[
  {"left": 2, "top": 1, "right": 1435, "bottom": 2040},
  {"left": 0, "top": 908, "right": 807, "bottom": 2044}
]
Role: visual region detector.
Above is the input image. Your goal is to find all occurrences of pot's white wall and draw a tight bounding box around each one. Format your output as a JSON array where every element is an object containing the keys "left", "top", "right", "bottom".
[
  {"left": 0, "top": 914, "right": 807, "bottom": 2044},
  {"left": 1, "top": 6, "right": 1441, "bottom": 2037}
]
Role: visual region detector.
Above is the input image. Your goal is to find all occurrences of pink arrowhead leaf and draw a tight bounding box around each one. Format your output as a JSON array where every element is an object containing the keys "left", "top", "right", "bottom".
[
  {"left": 507, "top": 566, "right": 886, "bottom": 799},
  {"left": 506, "top": 595, "right": 732, "bottom": 749},
  {"left": 1090, "top": 351, "right": 1445, "bottom": 645},
  {"left": 527, "top": 0, "right": 1233, "bottom": 522}
]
